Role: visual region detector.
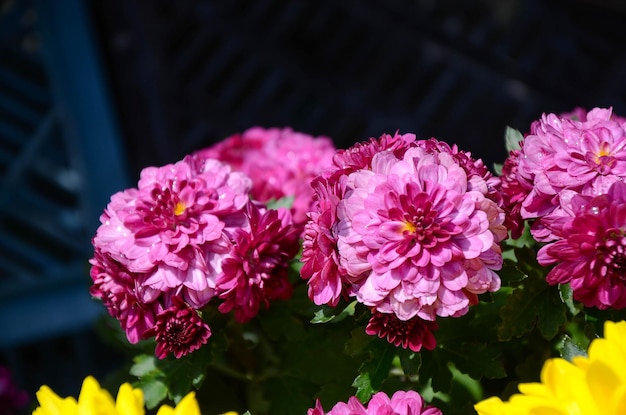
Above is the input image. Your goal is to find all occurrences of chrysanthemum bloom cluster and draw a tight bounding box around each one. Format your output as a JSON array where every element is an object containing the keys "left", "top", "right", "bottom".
[
  {"left": 302, "top": 132, "right": 506, "bottom": 351},
  {"left": 32, "top": 375, "right": 204, "bottom": 415},
  {"left": 192, "top": 126, "right": 336, "bottom": 228},
  {"left": 0, "top": 365, "right": 28, "bottom": 415},
  {"left": 91, "top": 153, "right": 300, "bottom": 358},
  {"left": 537, "top": 181, "right": 626, "bottom": 309},
  {"left": 308, "top": 390, "right": 442, "bottom": 415},
  {"left": 501, "top": 107, "right": 626, "bottom": 309},
  {"left": 503, "top": 107, "right": 626, "bottom": 242},
  {"left": 474, "top": 320, "right": 626, "bottom": 415}
]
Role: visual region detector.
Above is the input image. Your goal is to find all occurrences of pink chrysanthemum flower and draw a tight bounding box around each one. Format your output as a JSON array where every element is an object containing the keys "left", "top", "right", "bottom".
[
  {"left": 145, "top": 296, "right": 212, "bottom": 359},
  {"left": 92, "top": 158, "right": 251, "bottom": 308},
  {"left": 537, "top": 181, "right": 626, "bottom": 309},
  {"left": 301, "top": 132, "right": 418, "bottom": 307},
  {"left": 308, "top": 390, "right": 442, "bottom": 415},
  {"left": 216, "top": 202, "right": 299, "bottom": 322},
  {"left": 192, "top": 126, "right": 336, "bottom": 227},
  {"left": 515, "top": 107, "right": 626, "bottom": 241},
  {"left": 337, "top": 145, "right": 503, "bottom": 321},
  {"left": 89, "top": 248, "right": 161, "bottom": 343},
  {"left": 365, "top": 310, "right": 438, "bottom": 352}
]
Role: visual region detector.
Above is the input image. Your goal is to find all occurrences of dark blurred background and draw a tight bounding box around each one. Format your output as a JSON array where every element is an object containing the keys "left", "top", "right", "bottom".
[{"left": 1, "top": 0, "right": 626, "bottom": 404}]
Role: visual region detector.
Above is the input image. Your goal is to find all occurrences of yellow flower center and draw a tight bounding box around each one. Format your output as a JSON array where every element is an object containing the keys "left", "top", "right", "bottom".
[{"left": 174, "top": 201, "right": 186, "bottom": 216}]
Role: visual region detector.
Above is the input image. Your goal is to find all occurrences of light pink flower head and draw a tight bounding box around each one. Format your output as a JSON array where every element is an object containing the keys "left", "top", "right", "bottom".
[
  {"left": 92, "top": 158, "right": 252, "bottom": 308},
  {"left": 309, "top": 390, "right": 442, "bottom": 415},
  {"left": 537, "top": 181, "right": 626, "bottom": 309},
  {"left": 337, "top": 145, "right": 503, "bottom": 321},
  {"left": 192, "top": 126, "right": 336, "bottom": 227},
  {"left": 302, "top": 133, "right": 505, "bottom": 350},
  {"left": 515, "top": 107, "right": 626, "bottom": 241},
  {"left": 301, "top": 132, "right": 419, "bottom": 308}
]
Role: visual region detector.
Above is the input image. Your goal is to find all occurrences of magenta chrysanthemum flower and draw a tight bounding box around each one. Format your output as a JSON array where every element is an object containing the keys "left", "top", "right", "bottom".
[
  {"left": 365, "top": 310, "right": 438, "bottom": 352},
  {"left": 89, "top": 248, "right": 161, "bottom": 343},
  {"left": 337, "top": 145, "right": 503, "bottom": 321},
  {"left": 308, "top": 390, "right": 442, "bottom": 415},
  {"left": 515, "top": 107, "right": 626, "bottom": 241},
  {"left": 192, "top": 126, "right": 336, "bottom": 227},
  {"left": 216, "top": 202, "right": 299, "bottom": 322},
  {"left": 92, "top": 158, "right": 251, "bottom": 308},
  {"left": 145, "top": 296, "right": 211, "bottom": 359},
  {"left": 302, "top": 133, "right": 504, "bottom": 325},
  {"left": 0, "top": 366, "right": 28, "bottom": 415},
  {"left": 301, "top": 176, "right": 346, "bottom": 307},
  {"left": 537, "top": 181, "right": 626, "bottom": 309}
]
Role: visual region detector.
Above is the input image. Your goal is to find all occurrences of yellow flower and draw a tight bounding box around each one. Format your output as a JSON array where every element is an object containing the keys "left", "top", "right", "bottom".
[
  {"left": 33, "top": 376, "right": 144, "bottom": 415},
  {"left": 475, "top": 320, "right": 626, "bottom": 415},
  {"left": 32, "top": 376, "right": 204, "bottom": 415}
]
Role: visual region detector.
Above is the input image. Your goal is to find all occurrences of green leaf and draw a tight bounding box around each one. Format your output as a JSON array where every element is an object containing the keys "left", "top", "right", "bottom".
[
  {"left": 130, "top": 354, "right": 160, "bottom": 378},
  {"left": 498, "top": 259, "right": 528, "bottom": 285},
  {"left": 397, "top": 348, "right": 422, "bottom": 377},
  {"left": 498, "top": 273, "right": 567, "bottom": 341},
  {"left": 504, "top": 126, "right": 523, "bottom": 152},
  {"left": 440, "top": 342, "right": 506, "bottom": 380},
  {"left": 311, "top": 301, "right": 357, "bottom": 324},
  {"left": 493, "top": 162, "right": 503, "bottom": 176},
  {"left": 352, "top": 340, "right": 395, "bottom": 402},
  {"left": 266, "top": 195, "right": 295, "bottom": 210},
  {"left": 559, "top": 335, "right": 588, "bottom": 362},
  {"left": 419, "top": 349, "right": 453, "bottom": 393},
  {"left": 345, "top": 327, "right": 373, "bottom": 357},
  {"left": 558, "top": 283, "right": 582, "bottom": 316},
  {"left": 134, "top": 374, "right": 167, "bottom": 409}
]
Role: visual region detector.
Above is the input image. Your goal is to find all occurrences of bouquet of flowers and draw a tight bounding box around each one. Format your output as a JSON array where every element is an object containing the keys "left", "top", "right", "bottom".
[{"left": 30, "top": 108, "right": 626, "bottom": 415}]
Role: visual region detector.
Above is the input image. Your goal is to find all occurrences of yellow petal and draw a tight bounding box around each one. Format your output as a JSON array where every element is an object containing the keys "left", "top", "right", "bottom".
[
  {"left": 172, "top": 392, "right": 201, "bottom": 415},
  {"left": 474, "top": 396, "right": 508, "bottom": 415},
  {"left": 155, "top": 404, "right": 175, "bottom": 415},
  {"left": 33, "top": 385, "right": 78, "bottom": 415},
  {"left": 77, "top": 376, "right": 117, "bottom": 415},
  {"left": 115, "top": 383, "right": 145, "bottom": 415}
]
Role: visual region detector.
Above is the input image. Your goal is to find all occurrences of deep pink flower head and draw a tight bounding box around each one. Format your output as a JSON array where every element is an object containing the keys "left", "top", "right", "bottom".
[
  {"left": 308, "top": 390, "right": 442, "bottom": 415},
  {"left": 337, "top": 145, "right": 504, "bottom": 321},
  {"left": 92, "top": 158, "right": 252, "bottom": 308},
  {"left": 515, "top": 107, "right": 626, "bottom": 241},
  {"left": 537, "top": 181, "right": 626, "bottom": 309},
  {"left": 365, "top": 310, "right": 438, "bottom": 352},
  {"left": 0, "top": 366, "right": 28, "bottom": 415},
  {"left": 301, "top": 176, "right": 346, "bottom": 307},
  {"left": 89, "top": 248, "right": 161, "bottom": 343},
  {"left": 216, "top": 201, "right": 299, "bottom": 322},
  {"left": 499, "top": 147, "right": 533, "bottom": 239},
  {"left": 144, "top": 296, "right": 212, "bottom": 359},
  {"left": 192, "top": 126, "right": 336, "bottom": 227}
]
